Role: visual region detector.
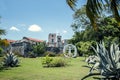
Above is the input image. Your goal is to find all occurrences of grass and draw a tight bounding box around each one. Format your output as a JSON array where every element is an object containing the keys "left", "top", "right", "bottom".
[{"left": 0, "top": 57, "right": 99, "bottom": 80}]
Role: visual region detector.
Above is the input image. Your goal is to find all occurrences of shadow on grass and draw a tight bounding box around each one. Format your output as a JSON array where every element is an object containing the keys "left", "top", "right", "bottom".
[
  {"left": 80, "top": 60, "right": 85, "bottom": 62},
  {"left": 81, "top": 73, "right": 101, "bottom": 80},
  {"left": 0, "top": 68, "right": 11, "bottom": 72},
  {"left": 93, "top": 76, "right": 111, "bottom": 80},
  {"left": 0, "top": 65, "right": 21, "bottom": 72},
  {"left": 82, "top": 65, "right": 91, "bottom": 69},
  {"left": 93, "top": 77, "right": 103, "bottom": 80}
]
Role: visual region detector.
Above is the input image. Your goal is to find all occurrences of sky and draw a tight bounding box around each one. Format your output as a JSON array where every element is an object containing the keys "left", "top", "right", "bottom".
[{"left": 0, "top": 0, "right": 86, "bottom": 41}]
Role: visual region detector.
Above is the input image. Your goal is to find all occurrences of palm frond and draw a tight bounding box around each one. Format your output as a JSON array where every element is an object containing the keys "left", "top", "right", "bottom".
[
  {"left": 86, "top": 0, "right": 120, "bottom": 30},
  {"left": 0, "top": 29, "right": 6, "bottom": 35},
  {"left": 66, "top": 0, "right": 120, "bottom": 30},
  {"left": 66, "top": 0, "right": 78, "bottom": 11},
  {"left": 86, "top": 0, "right": 106, "bottom": 30},
  {"left": 110, "top": 0, "right": 120, "bottom": 26}
]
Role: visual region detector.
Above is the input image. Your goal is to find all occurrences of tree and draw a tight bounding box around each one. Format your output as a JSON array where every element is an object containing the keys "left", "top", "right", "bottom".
[
  {"left": 98, "top": 17, "right": 120, "bottom": 40},
  {"left": 0, "top": 39, "right": 9, "bottom": 47},
  {"left": 70, "top": 17, "right": 120, "bottom": 42},
  {"left": 0, "top": 17, "right": 6, "bottom": 36},
  {"left": 0, "top": 17, "right": 7, "bottom": 47},
  {"left": 0, "top": 29, "right": 5, "bottom": 36},
  {"left": 71, "top": 6, "right": 90, "bottom": 32},
  {"left": 66, "top": 0, "right": 120, "bottom": 30},
  {"left": 0, "top": 29, "right": 9, "bottom": 51},
  {"left": 76, "top": 41, "right": 92, "bottom": 58},
  {"left": 68, "top": 32, "right": 83, "bottom": 44},
  {"left": 69, "top": 17, "right": 120, "bottom": 58},
  {"left": 0, "top": 47, "right": 3, "bottom": 57},
  {"left": 33, "top": 42, "right": 46, "bottom": 56},
  {"left": 0, "top": 17, "right": 8, "bottom": 55}
]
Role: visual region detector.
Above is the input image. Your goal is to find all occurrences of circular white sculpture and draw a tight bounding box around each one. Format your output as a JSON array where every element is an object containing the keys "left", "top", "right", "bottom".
[{"left": 63, "top": 44, "right": 77, "bottom": 58}]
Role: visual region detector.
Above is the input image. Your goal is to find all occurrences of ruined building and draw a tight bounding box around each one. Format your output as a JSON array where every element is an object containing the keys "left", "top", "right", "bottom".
[
  {"left": 47, "top": 33, "right": 68, "bottom": 53},
  {"left": 9, "top": 37, "right": 43, "bottom": 56}
]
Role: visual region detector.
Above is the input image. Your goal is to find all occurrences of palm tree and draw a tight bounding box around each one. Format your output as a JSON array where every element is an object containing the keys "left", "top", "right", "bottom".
[
  {"left": 66, "top": 0, "right": 120, "bottom": 30},
  {"left": 0, "top": 17, "right": 9, "bottom": 52},
  {"left": 0, "top": 39, "right": 9, "bottom": 47},
  {"left": 0, "top": 29, "right": 6, "bottom": 35},
  {"left": 0, "top": 29, "right": 9, "bottom": 47}
]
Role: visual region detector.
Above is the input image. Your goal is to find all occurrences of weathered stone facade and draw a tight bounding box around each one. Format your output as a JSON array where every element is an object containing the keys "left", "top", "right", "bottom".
[
  {"left": 48, "top": 33, "right": 56, "bottom": 47},
  {"left": 10, "top": 37, "right": 43, "bottom": 56},
  {"left": 6, "top": 34, "right": 69, "bottom": 55},
  {"left": 47, "top": 33, "right": 68, "bottom": 53}
]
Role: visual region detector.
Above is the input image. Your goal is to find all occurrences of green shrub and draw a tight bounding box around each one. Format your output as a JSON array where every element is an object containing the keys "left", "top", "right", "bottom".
[
  {"left": 0, "top": 48, "right": 3, "bottom": 57},
  {"left": 0, "top": 57, "right": 4, "bottom": 70},
  {"left": 50, "top": 58, "right": 67, "bottom": 67},
  {"left": 56, "top": 53, "right": 64, "bottom": 57},
  {"left": 44, "top": 51, "right": 56, "bottom": 57},
  {"left": 28, "top": 52, "right": 36, "bottom": 58},
  {"left": 13, "top": 51, "right": 23, "bottom": 57},
  {"left": 42, "top": 56, "right": 53, "bottom": 67},
  {"left": 42, "top": 56, "right": 68, "bottom": 67},
  {"left": 3, "top": 52, "right": 19, "bottom": 67},
  {"left": 33, "top": 42, "right": 46, "bottom": 57},
  {"left": 0, "top": 63, "right": 4, "bottom": 70}
]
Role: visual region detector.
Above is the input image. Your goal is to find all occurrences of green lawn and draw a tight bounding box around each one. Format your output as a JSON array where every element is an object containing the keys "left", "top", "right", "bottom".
[{"left": 0, "top": 57, "right": 98, "bottom": 80}]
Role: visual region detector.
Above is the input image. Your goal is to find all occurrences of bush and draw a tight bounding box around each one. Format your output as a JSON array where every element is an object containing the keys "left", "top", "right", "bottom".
[
  {"left": 33, "top": 42, "right": 46, "bottom": 57},
  {"left": 28, "top": 52, "right": 36, "bottom": 58},
  {"left": 44, "top": 51, "right": 56, "bottom": 57},
  {"left": 0, "top": 57, "right": 4, "bottom": 70},
  {"left": 42, "top": 56, "right": 53, "bottom": 67},
  {"left": 42, "top": 56, "right": 68, "bottom": 67},
  {"left": 50, "top": 58, "right": 67, "bottom": 67},
  {"left": 0, "top": 48, "right": 3, "bottom": 57},
  {"left": 0, "top": 63, "right": 4, "bottom": 70},
  {"left": 13, "top": 51, "right": 23, "bottom": 57},
  {"left": 56, "top": 53, "right": 64, "bottom": 57}
]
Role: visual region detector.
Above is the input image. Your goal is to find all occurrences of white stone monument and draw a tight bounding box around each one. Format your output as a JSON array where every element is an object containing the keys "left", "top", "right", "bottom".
[{"left": 63, "top": 44, "right": 77, "bottom": 58}]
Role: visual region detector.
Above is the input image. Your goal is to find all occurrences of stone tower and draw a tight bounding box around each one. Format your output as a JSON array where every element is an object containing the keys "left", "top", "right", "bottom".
[
  {"left": 48, "top": 33, "right": 56, "bottom": 47},
  {"left": 57, "top": 35, "right": 62, "bottom": 48}
]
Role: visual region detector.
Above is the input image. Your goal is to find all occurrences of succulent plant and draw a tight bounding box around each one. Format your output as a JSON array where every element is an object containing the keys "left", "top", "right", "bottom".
[
  {"left": 92, "top": 42, "right": 120, "bottom": 78},
  {"left": 85, "top": 55, "right": 100, "bottom": 74},
  {"left": 2, "top": 52, "right": 19, "bottom": 67},
  {"left": 85, "top": 55, "right": 99, "bottom": 65},
  {"left": 82, "top": 41, "right": 120, "bottom": 80}
]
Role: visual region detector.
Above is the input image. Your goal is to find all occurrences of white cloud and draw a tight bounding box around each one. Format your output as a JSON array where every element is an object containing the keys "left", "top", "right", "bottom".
[
  {"left": 62, "top": 30, "right": 67, "bottom": 34},
  {"left": 28, "top": 24, "right": 42, "bottom": 32},
  {"left": 10, "top": 26, "right": 20, "bottom": 31}
]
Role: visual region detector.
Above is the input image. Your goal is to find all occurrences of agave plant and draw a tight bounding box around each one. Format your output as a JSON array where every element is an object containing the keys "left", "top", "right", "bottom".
[
  {"left": 2, "top": 52, "right": 19, "bottom": 67},
  {"left": 85, "top": 55, "right": 100, "bottom": 74},
  {"left": 82, "top": 41, "right": 120, "bottom": 80}
]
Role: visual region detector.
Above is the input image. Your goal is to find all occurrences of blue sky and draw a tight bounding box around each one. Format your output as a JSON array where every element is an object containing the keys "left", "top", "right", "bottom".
[{"left": 0, "top": 0, "right": 86, "bottom": 41}]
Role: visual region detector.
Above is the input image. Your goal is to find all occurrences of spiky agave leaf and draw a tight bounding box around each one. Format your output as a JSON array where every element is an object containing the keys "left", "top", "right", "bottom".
[
  {"left": 93, "top": 42, "right": 120, "bottom": 77},
  {"left": 82, "top": 41, "right": 120, "bottom": 79},
  {"left": 3, "top": 52, "right": 19, "bottom": 67}
]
